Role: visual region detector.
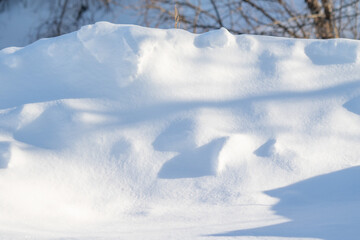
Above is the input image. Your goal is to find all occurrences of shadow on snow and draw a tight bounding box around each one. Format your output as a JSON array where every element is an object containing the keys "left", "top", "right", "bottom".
[{"left": 210, "top": 166, "right": 360, "bottom": 240}]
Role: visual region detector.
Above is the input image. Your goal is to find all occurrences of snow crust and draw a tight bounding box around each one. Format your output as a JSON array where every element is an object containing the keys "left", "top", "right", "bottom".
[{"left": 0, "top": 22, "right": 360, "bottom": 239}]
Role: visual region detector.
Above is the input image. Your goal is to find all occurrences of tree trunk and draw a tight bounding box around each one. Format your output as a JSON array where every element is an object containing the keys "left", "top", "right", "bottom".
[{"left": 305, "top": 0, "right": 338, "bottom": 38}]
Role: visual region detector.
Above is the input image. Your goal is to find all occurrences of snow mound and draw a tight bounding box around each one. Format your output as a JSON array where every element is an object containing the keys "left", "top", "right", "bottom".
[{"left": 1, "top": 22, "right": 360, "bottom": 239}]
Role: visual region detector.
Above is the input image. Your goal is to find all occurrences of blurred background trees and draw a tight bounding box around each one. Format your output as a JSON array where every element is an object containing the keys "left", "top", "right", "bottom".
[
  {"left": 139, "top": 0, "right": 359, "bottom": 39},
  {"left": 1, "top": 0, "right": 360, "bottom": 49}
]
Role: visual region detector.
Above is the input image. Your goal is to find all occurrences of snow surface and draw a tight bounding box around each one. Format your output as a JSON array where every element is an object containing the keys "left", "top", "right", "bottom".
[{"left": 0, "top": 22, "right": 360, "bottom": 239}]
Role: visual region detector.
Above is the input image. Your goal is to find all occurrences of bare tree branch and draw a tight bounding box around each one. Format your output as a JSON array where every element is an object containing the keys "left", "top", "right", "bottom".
[{"left": 210, "top": 0, "right": 223, "bottom": 27}]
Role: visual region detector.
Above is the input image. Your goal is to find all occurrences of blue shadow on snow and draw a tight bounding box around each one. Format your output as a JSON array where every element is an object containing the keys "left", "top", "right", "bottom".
[{"left": 210, "top": 166, "right": 360, "bottom": 240}]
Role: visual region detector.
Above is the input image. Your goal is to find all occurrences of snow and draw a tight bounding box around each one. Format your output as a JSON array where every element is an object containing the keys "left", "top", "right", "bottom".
[{"left": 0, "top": 22, "right": 360, "bottom": 239}]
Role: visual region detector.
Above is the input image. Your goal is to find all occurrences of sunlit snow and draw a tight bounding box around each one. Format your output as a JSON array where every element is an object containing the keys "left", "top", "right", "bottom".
[{"left": 0, "top": 22, "right": 359, "bottom": 240}]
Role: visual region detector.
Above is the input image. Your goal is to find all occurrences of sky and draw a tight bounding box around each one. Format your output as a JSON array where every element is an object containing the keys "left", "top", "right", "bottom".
[{"left": 0, "top": 0, "right": 139, "bottom": 49}]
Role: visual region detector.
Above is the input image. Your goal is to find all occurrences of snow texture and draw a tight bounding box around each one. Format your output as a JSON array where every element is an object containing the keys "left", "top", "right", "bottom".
[{"left": 0, "top": 22, "right": 360, "bottom": 239}]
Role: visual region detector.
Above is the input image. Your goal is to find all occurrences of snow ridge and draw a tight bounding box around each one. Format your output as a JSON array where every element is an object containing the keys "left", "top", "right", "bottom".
[{"left": 0, "top": 22, "right": 360, "bottom": 239}]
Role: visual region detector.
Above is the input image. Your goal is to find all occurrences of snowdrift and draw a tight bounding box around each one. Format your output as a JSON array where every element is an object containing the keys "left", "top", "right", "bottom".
[{"left": 0, "top": 22, "right": 359, "bottom": 239}]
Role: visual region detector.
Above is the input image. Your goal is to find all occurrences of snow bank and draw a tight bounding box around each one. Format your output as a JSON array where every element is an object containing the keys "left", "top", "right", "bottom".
[{"left": 0, "top": 22, "right": 360, "bottom": 239}]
